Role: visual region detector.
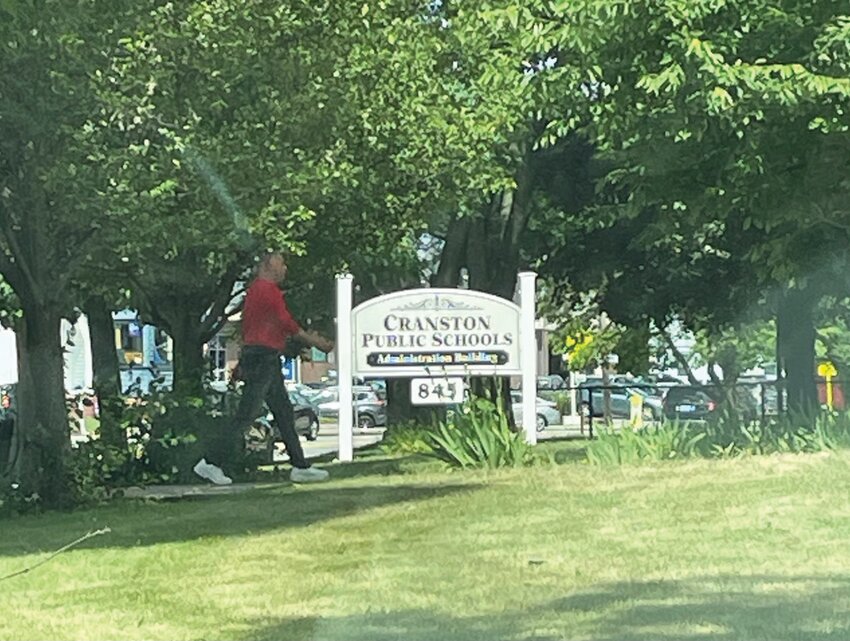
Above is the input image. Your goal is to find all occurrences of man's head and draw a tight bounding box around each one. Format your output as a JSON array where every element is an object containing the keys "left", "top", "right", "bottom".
[{"left": 257, "top": 251, "right": 288, "bottom": 284}]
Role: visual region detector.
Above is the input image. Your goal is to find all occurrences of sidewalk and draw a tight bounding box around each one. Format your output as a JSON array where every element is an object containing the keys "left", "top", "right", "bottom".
[{"left": 120, "top": 483, "right": 274, "bottom": 500}]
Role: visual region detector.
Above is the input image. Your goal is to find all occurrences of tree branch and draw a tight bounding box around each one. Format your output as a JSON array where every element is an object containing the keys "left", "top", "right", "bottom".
[
  {"left": 125, "top": 271, "right": 170, "bottom": 331},
  {"left": 54, "top": 227, "right": 100, "bottom": 297},
  {"left": 706, "top": 359, "right": 724, "bottom": 387},
  {"left": 657, "top": 327, "right": 701, "bottom": 386},
  {"left": 0, "top": 216, "right": 42, "bottom": 307},
  {"left": 200, "top": 269, "right": 245, "bottom": 342}
]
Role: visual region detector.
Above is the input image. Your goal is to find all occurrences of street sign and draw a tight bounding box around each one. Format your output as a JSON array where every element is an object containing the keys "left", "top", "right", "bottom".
[
  {"left": 337, "top": 272, "right": 539, "bottom": 461},
  {"left": 352, "top": 289, "right": 522, "bottom": 377},
  {"left": 818, "top": 361, "right": 838, "bottom": 378},
  {"left": 410, "top": 377, "right": 466, "bottom": 405},
  {"left": 818, "top": 361, "right": 838, "bottom": 410}
]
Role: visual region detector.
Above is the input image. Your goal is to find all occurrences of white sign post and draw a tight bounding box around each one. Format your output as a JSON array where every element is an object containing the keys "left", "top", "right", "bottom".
[
  {"left": 336, "top": 273, "right": 354, "bottom": 462},
  {"left": 519, "top": 272, "right": 538, "bottom": 445}
]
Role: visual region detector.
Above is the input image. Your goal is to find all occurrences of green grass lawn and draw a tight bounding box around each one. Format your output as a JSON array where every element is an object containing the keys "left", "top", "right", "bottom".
[{"left": 2, "top": 442, "right": 850, "bottom": 640}]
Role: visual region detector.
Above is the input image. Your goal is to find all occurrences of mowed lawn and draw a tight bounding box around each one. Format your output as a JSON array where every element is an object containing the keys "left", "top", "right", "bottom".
[{"left": 2, "top": 445, "right": 850, "bottom": 641}]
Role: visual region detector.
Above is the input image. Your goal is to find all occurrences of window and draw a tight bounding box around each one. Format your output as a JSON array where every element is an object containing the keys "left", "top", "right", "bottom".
[
  {"left": 116, "top": 321, "right": 143, "bottom": 365},
  {"left": 151, "top": 328, "right": 172, "bottom": 367}
]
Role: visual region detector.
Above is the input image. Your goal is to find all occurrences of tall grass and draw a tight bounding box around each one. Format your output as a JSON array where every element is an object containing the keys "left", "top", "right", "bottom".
[
  {"left": 586, "top": 412, "right": 850, "bottom": 466},
  {"left": 586, "top": 422, "right": 705, "bottom": 466}
]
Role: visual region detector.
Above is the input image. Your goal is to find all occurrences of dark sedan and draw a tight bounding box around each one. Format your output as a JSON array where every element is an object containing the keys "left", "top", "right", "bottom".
[{"left": 662, "top": 386, "right": 758, "bottom": 423}]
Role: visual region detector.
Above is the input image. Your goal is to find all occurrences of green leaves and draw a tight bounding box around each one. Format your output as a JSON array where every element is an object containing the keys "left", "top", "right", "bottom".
[{"left": 425, "top": 396, "right": 532, "bottom": 469}]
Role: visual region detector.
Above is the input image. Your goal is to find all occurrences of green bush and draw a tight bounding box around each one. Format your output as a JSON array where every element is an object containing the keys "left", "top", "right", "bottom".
[
  {"left": 717, "top": 411, "right": 850, "bottom": 456},
  {"left": 586, "top": 412, "right": 850, "bottom": 466},
  {"left": 424, "top": 396, "right": 532, "bottom": 469},
  {"left": 380, "top": 421, "right": 433, "bottom": 455},
  {"left": 77, "top": 389, "right": 249, "bottom": 489},
  {"left": 68, "top": 439, "right": 133, "bottom": 504},
  {"left": 141, "top": 402, "right": 254, "bottom": 483}
]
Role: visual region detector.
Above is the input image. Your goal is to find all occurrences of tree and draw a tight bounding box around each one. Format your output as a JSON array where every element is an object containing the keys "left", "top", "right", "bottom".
[
  {"left": 83, "top": 0, "right": 513, "bottom": 395},
  {"left": 0, "top": 0, "right": 128, "bottom": 504},
  {"left": 536, "top": 0, "right": 850, "bottom": 416}
]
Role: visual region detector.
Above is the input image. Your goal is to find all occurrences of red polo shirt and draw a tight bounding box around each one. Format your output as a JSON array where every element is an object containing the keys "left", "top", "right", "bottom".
[{"left": 241, "top": 278, "right": 301, "bottom": 351}]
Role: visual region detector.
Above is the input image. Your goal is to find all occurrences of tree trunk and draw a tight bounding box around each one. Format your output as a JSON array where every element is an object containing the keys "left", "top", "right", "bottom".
[
  {"left": 386, "top": 379, "right": 438, "bottom": 427},
  {"left": 84, "top": 297, "right": 124, "bottom": 447},
  {"left": 464, "top": 158, "right": 534, "bottom": 421},
  {"left": 7, "top": 306, "right": 71, "bottom": 507},
  {"left": 431, "top": 216, "right": 470, "bottom": 288},
  {"left": 379, "top": 214, "right": 464, "bottom": 426},
  {"left": 778, "top": 287, "right": 819, "bottom": 418},
  {"left": 170, "top": 316, "right": 207, "bottom": 397}
]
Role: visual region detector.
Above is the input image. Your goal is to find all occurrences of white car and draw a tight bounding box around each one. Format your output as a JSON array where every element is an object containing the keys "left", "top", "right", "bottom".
[{"left": 510, "top": 391, "right": 561, "bottom": 431}]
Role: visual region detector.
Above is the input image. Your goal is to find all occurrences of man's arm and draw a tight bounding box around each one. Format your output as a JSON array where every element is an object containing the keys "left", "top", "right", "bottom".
[
  {"left": 295, "top": 328, "right": 335, "bottom": 354},
  {"left": 268, "top": 284, "right": 335, "bottom": 353}
]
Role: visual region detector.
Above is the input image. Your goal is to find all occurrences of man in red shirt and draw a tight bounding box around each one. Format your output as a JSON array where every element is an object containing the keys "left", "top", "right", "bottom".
[{"left": 194, "top": 252, "right": 335, "bottom": 484}]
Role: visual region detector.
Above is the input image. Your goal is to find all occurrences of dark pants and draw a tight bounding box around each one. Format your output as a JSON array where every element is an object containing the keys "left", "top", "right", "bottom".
[{"left": 210, "top": 345, "right": 309, "bottom": 470}]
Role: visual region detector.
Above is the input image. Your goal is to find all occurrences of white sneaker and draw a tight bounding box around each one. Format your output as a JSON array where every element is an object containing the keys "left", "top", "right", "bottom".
[
  {"left": 290, "top": 467, "right": 329, "bottom": 483},
  {"left": 193, "top": 458, "right": 233, "bottom": 485}
]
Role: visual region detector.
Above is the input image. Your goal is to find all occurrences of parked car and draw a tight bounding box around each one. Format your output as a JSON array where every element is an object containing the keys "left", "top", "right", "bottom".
[
  {"left": 286, "top": 382, "right": 324, "bottom": 403},
  {"left": 536, "top": 374, "right": 566, "bottom": 391},
  {"left": 354, "top": 378, "right": 387, "bottom": 401},
  {"left": 578, "top": 383, "right": 663, "bottom": 421},
  {"left": 661, "top": 387, "right": 715, "bottom": 421},
  {"left": 249, "top": 389, "right": 321, "bottom": 448},
  {"left": 314, "top": 386, "right": 388, "bottom": 428},
  {"left": 662, "top": 386, "right": 759, "bottom": 423},
  {"left": 510, "top": 390, "right": 561, "bottom": 431},
  {"left": 289, "top": 389, "right": 321, "bottom": 421}
]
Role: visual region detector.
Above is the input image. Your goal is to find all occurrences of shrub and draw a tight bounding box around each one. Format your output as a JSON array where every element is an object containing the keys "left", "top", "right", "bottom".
[
  {"left": 424, "top": 396, "right": 532, "bottom": 469},
  {"left": 72, "top": 388, "right": 249, "bottom": 490},
  {"left": 68, "top": 439, "right": 133, "bottom": 504},
  {"left": 586, "top": 412, "right": 850, "bottom": 466},
  {"left": 380, "top": 421, "right": 433, "bottom": 455}
]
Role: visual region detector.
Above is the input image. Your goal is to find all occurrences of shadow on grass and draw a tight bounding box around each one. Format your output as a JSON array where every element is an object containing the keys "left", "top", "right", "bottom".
[
  {"left": 314, "top": 451, "right": 436, "bottom": 480},
  {"left": 0, "top": 482, "right": 479, "bottom": 558},
  {"left": 241, "top": 574, "right": 850, "bottom": 641}
]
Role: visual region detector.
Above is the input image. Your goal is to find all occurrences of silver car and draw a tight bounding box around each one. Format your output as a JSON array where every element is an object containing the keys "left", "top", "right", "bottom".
[
  {"left": 314, "top": 385, "right": 388, "bottom": 429},
  {"left": 510, "top": 391, "right": 561, "bottom": 431}
]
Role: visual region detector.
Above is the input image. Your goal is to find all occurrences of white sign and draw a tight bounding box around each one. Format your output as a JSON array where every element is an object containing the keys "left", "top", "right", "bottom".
[
  {"left": 410, "top": 377, "right": 466, "bottom": 405},
  {"left": 352, "top": 289, "right": 521, "bottom": 377}
]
